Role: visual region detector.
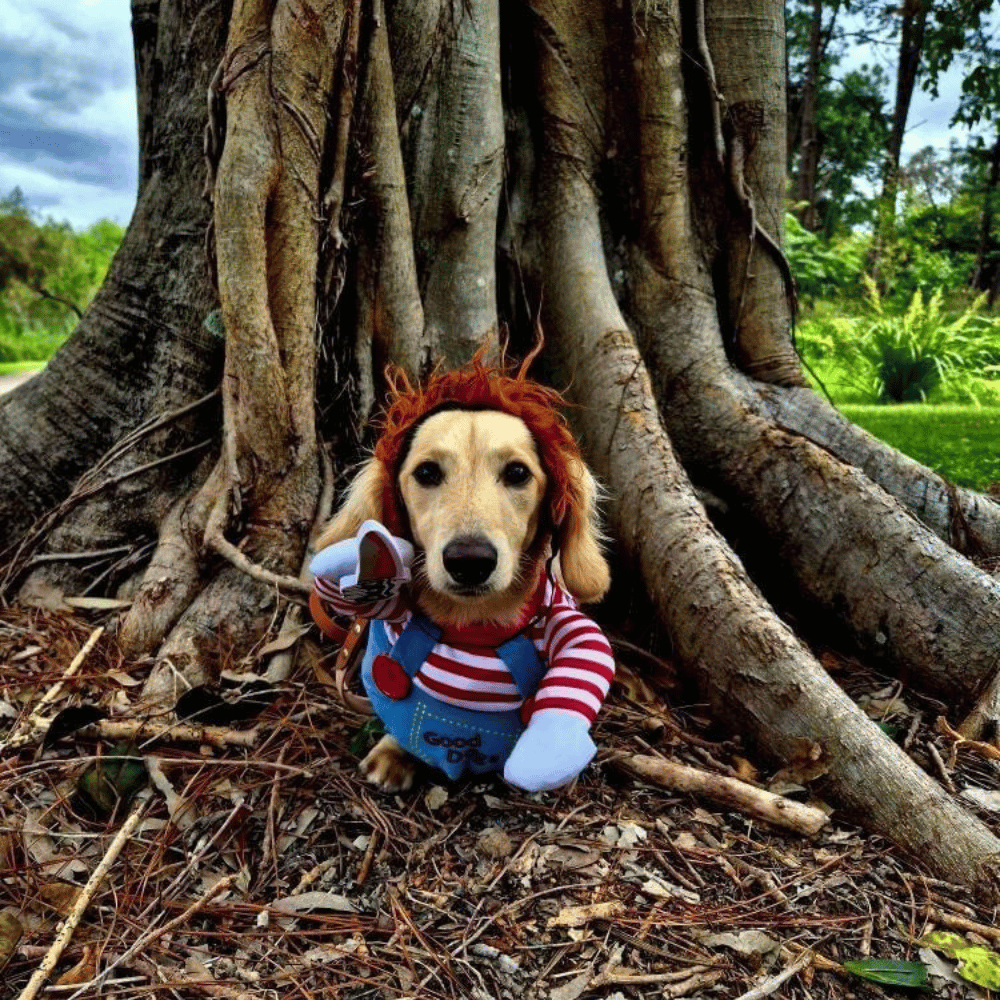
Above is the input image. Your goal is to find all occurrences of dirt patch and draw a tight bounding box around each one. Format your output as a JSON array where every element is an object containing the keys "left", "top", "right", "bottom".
[{"left": 0, "top": 370, "right": 42, "bottom": 396}]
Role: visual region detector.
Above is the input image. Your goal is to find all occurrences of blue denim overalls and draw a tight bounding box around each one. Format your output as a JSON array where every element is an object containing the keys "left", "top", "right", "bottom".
[{"left": 361, "top": 614, "right": 547, "bottom": 779}]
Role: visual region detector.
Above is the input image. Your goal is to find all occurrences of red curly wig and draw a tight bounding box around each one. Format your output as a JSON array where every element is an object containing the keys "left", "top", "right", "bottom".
[{"left": 373, "top": 353, "right": 585, "bottom": 541}]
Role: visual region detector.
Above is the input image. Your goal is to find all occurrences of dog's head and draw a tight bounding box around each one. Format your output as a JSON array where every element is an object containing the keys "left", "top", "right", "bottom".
[{"left": 317, "top": 358, "right": 610, "bottom": 624}]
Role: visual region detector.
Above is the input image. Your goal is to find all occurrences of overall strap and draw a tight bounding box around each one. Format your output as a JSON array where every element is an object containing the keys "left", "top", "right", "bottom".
[
  {"left": 389, "top": 613, "right": 443, "bottom": 677},
  {"left": 496, "top": 633, "right": 546, "bottom": 699}
]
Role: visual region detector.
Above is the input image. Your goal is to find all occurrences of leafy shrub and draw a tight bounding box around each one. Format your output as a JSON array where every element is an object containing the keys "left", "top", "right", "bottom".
[
  {"left": 828, "top": 279, "right": 1000, "bottom": 404},
  {"left": 0, "top": 312, "right": 75, "bottom": 362},
  {"left": 786, "top": 215, "right": 868, "bottom": 302}
]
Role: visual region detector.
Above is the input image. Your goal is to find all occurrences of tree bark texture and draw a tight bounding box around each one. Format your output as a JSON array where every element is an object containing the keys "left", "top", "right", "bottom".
[{"left": 2, "top": 0, "right": 1000, "bottom": 897}]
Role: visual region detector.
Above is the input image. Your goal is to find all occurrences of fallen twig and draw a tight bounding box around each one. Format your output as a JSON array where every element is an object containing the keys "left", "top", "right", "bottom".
[
  {"left": 16, "top": 805, "right": 144, "bottom": 1000},
  {"left": 65, "top": 873, "right": 238, "bottom": 999},
  {"left": 83, "top": 718, "right": 261, "bottom": 749},
  {"left": 733, "top": 948, "right": 814, "bottom": 1000},
  {"left": 611, "top": 753, "right": 828, "bottom": 835},
  {"left": 2, "top": 627, "right": 104, "bottom": 751},
  {"left": 591, "top": 964, "right": 721, "bottom": 989},
  {"left": 921, "top": 905, "right": 1000, "bottom": 943}
]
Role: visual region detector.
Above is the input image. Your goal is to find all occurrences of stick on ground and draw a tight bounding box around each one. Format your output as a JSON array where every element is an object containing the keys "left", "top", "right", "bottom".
[
  {"left": 16, "top": 804, "right": 144, "bottom": 1000},
  {"left": 613, "top": 753, "right": 828, "bottom": 836}
]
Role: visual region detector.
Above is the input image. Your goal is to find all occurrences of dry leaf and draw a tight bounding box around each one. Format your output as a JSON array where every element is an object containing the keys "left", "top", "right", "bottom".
[
  {"left": 271, "top": 891, "right": 357, "bottom": 914},
  {"left": 255, "top": 626, "right": 310, "bottom": 658},
  {"left": 37, "top": 881, "right": 83, "bottom": 917},
  {"left": 425, "top": 785, "right": 449, "bottom": 811},
  {"left": 146, "top": 757, "right": 197, "bottom": 832},
  {"left": 0, "top": 910, "right": 22, "bottom": 972},
  {"left": 697, "top": 929, "right": 780, "bottom": 957},
  {"left": 106, "top": 669, "right": 142, "bottom": 687},
  {"left": 550, "top": 970, "right": 591, "bottom": 1000},
  {"left": 18, "top": 581, "right": 68, "bottom": 611},
  {"left": 56, "top": 944, "right": 98, "bottom": 985},
  {"left": 64, "top": 596, "right": 132, "bottom": 611},
  {"left": 477, "top": 827, "right": 514, "bottom": 859},
  {"left": 548, "top": 901, "right": 624, "bottom": 928},
  {"left": 600, "top": 822, "right": 646, "bottom": 848}
]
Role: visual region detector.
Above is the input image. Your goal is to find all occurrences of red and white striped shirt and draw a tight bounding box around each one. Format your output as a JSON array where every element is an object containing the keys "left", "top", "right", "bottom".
[{"left": 313, "top": 574, "right": 614, "bottom": 725}]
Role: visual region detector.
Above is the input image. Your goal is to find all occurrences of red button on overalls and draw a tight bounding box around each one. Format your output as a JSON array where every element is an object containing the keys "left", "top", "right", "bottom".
[{"left": 372, "top": 654, "right": 412, "bottom": 699}]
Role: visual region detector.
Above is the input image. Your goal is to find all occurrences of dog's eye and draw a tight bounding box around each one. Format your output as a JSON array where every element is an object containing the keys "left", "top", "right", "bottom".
[
  {"left": 413, "top": 461, "right": 444, "bottom": 487},
  {"left": 502, "top": 461, "right": 532, "bottom": 487}
]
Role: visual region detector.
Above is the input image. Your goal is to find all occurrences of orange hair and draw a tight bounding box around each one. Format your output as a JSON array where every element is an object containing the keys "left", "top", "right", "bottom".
[{"left": 373, "top": 354, "right": 585, "bottom": 541}]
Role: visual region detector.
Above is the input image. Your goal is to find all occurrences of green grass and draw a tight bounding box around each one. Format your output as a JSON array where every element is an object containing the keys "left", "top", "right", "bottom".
[
  {"left": 0, "top": 318, "right": 74, "bottom": 364},
  {"left": 0, "top": 360, "right": 46, "bottom": 377},
  {"left": 840, "top": 403, "right": 1000, "bottom": 491}
]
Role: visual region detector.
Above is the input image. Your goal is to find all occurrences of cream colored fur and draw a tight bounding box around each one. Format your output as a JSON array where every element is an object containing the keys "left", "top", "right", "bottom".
[{"left": 317, "top": 409, "right": 609, "bottom": 624}]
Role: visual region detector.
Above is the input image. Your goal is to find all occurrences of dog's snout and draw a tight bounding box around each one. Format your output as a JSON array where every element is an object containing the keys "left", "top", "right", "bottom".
[{"left": 443, "top": 536, "right": 498, "bottom": 587}]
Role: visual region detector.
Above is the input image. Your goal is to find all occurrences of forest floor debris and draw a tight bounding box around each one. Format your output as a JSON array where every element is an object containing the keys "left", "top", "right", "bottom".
[{"left": 1, "top": 605, "right": 999, "bottom": 999}]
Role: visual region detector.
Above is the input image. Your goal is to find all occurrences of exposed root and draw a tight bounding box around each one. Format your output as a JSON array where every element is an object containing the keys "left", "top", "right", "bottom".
[
  {"left": 2, "top": 392, "right": 219, "bottom": 600},
  {"left": 534, "top": 157, "right": 1000, "bottom": 896},
  {"left": 118, "top": 474, "right": 217, "bottom": 657},
  {"left": 750, "top": 379, "right": 1000, "bottom": 556},
  {"left": 633, "top": 246, "right": 1000, "bottom": 720}
]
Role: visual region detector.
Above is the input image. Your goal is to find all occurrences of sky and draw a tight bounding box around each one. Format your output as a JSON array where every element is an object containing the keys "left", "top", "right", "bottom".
[
  {"left": 0, "top": 1, "right": 983, "bottom": 233},
  {"left": 0, "top": 0, "right": 138, "bottom": 230}
]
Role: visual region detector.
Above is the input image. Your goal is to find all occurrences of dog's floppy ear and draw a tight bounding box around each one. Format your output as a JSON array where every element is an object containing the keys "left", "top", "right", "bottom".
[
  {"left": 554, "top": 458, "right": 610, "bottom": 604},
  {"left": 316, "top": 458, "right": 386, "bottom": 549}
]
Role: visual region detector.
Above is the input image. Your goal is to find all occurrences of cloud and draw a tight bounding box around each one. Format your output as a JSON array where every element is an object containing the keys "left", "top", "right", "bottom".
[{"left": 0, "top": 0, "right": 137, "bottom": 229}]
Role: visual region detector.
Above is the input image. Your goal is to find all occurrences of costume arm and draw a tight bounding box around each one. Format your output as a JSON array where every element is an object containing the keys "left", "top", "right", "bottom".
[
  {"left": 310, "top": 521, "right": 412, "bottom": 624},
  {"left": 503, "top": 605, "right": 614, "bottom": 792},
  {"left": 530, "top": 605, "right": 615, "bottom": 724}
]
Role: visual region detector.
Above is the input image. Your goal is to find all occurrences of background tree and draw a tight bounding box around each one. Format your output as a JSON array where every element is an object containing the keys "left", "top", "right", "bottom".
[
  {"left": 4, "top": 0, "right": 1000, "bottom": 897},
  {"left": 786, "top": 2, "right": 890, "bottom": 235},
  {"left": 969, "top": 130, "right": 1000, "bottom": 301},
  {"left": 0, "top": 191, "right": 124, "bottom": 361}
]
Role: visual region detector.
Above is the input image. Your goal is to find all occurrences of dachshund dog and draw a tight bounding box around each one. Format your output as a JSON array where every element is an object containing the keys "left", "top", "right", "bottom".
[{"left": 310, "top": 356, "right": 613, "bottom": 793}]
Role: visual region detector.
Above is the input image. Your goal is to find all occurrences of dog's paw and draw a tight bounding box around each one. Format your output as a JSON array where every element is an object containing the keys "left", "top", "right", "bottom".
[{"left": 360, "top": 734, "right": 418, "bottom": 792}]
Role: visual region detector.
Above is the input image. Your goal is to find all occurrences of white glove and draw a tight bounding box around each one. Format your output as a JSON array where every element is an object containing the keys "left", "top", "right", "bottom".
[
  {"left": 310, "top": 520, "right": 414, "bottom": 602},
  {"left": 503, "top": 709, "right": 596, "bottom": 792},
  {"left": 309, "top": 537, "right": 361, "bottom": 582}
]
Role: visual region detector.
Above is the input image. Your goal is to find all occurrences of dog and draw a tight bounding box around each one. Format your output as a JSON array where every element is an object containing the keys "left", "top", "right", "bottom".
[{"left": 310, "top": 356, "right": 613, "bottom": 793}]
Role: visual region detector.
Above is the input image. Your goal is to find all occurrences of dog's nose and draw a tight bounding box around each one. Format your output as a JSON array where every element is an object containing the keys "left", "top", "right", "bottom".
[{"left": 443, "top": 536, "right": 498, "bottom": 587}]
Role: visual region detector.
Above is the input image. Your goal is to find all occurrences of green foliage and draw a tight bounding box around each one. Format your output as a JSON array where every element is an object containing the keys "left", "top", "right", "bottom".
[
  {"left": 832, "top": 281, "right": 1000, "bottom": 403},
  {"left": 843, "top": 958, "right": 932, "bottom": 991},
  {"left": 786, "top": 215, "right": 868, "bottom": 301},
  {"left": 0, "top": 188, "right": 124, "bottom": 362},
  {"left": 919, "top": 930, "right": 1000, "bottom": 991}
]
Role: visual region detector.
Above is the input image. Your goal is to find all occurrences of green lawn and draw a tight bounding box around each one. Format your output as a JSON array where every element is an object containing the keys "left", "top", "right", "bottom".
[
  {"left": 841, "top": 403, "right": 1000, "bottom": 492},
  {"left": 0, "top": 360, "right": 46, "bottom": 377}
]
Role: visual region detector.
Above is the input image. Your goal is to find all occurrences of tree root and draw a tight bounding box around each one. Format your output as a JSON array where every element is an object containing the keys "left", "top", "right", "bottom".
[
  {"left": 536, "top": 166, "right": 1000, "bottom": 899},
  {"left": 749, "top": 380, "right": 1000, "bottom": 556}
]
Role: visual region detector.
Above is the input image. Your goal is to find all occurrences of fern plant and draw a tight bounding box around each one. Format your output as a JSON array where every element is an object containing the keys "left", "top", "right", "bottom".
[{"left": 831, "top": 280, "right": 1000, "bottom": 404}]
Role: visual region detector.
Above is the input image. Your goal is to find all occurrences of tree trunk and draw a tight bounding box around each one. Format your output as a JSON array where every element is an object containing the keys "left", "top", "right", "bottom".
[
  {"left": 972, "top": 131, "right": 1000, "bottom": 299},
  {"left": 3, "top": 0, "right": 1000, "bottom": 897},
  {"left": 794, "top": 0, "right": 824, "bottom": 230},
  {"left": 874, "top": 0, "right": 928, "bottom": 269}
]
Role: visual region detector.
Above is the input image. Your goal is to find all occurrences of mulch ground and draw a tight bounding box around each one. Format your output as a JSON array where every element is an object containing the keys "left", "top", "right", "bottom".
[{"left": 2, "top": 605, "right": 999, "bottom": 1000}]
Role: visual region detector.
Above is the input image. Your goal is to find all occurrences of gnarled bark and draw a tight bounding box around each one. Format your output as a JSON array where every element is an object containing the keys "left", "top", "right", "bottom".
[{"left": 520, "top": 0, "right": 1000, "bottom": 898}]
